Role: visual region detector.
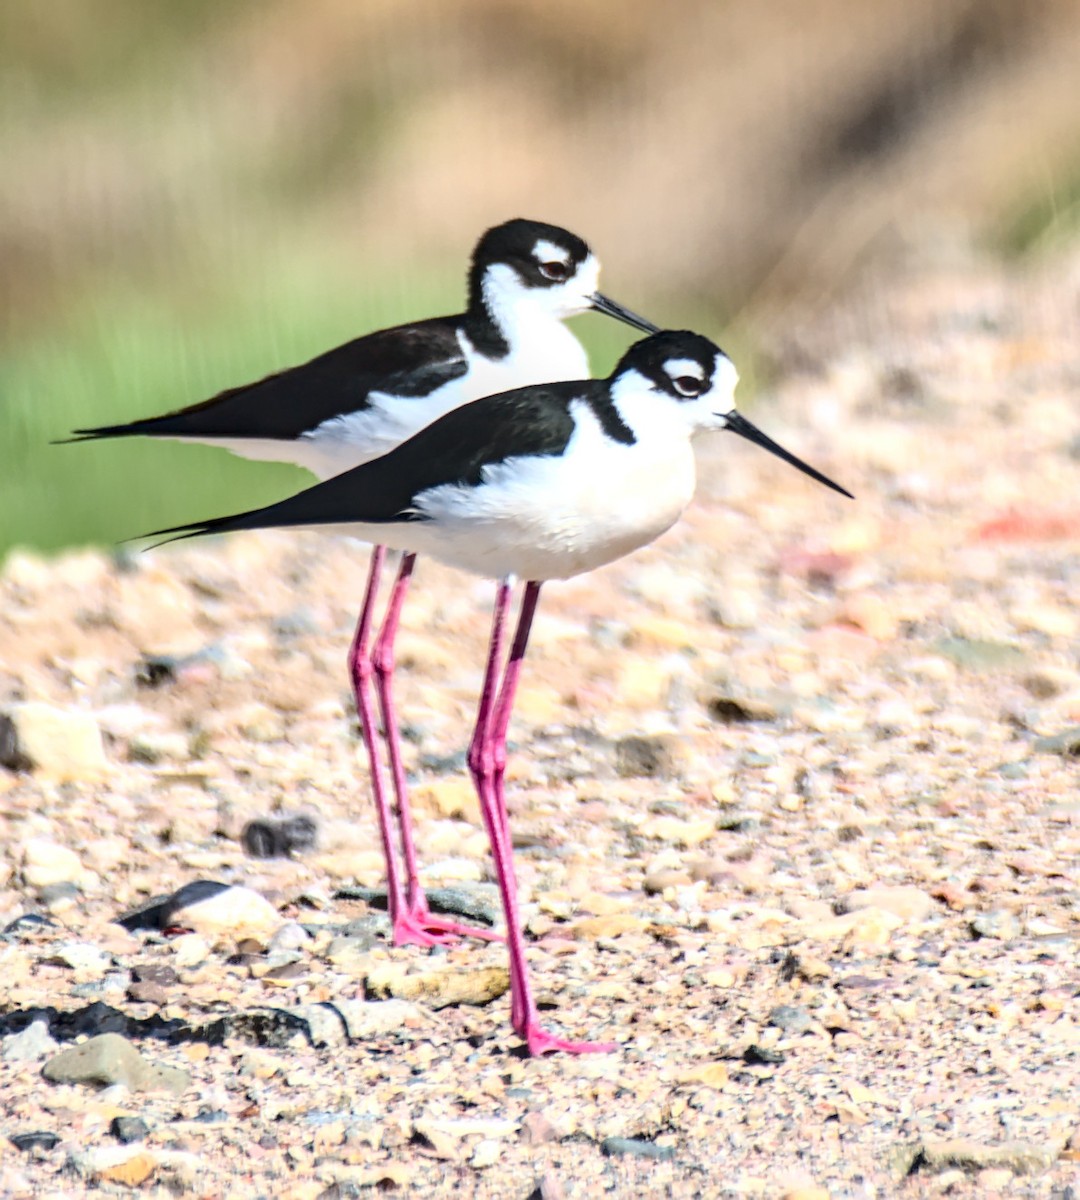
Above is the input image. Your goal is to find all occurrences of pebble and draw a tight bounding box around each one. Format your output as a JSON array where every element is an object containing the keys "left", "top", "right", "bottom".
[
  {"left": 613, "top": 734, "right": 682, "bottom": 779},
  {"left": 2, "top": 1019, "right": 59, "bottom": 1063},
  {"left": 241, "top": 815, "right": 318, "bottom": 858},
  {"left": 365, "top": 963, "right": 509, "bottom": 1010},
  {"left": 0, "top": 712, "right": 32, "bottom": 770},
  {"left": 21, "top": 837, "right": 89, "bottom": 891},
  {"left": 519, "top": 1111, "right": 559, "bottom": 1145},
  {"left": 768, "top": 1004, "right": 813, "bottom": 1033},
  {"left": 571, "top": 914, "right": 649, "bottom": 940},
  {"left": 637, "top": 814, "right": 716, "bottom": 846},
  {"left": 917, "top": 1136, "right": 1057, "bottom": 1174},
  {"left": 970, "top": 910, "right": 1021, "bottom": 940},
  {"left": 600, "top": 1136, "right": 675, "bottom": 1161},
  {"left": 51, "top": 941, "right": 114, "bottom": 976},
  {"left": 9, "top": 1131, "right": 60, "bottom": 1153},
  {"left": 75, "top": 1146, "right": 158, "bottom": 1186},
  {"left": 4, "top": 702, "right": 109, "bottom": 781},
  {"left": 470, "top": 1138, "right": 503, "bottom": 1168},
  {"left": 42, "top": 1033, "right": 191, "bottom": 1095},
  {"left": 839, "top": 885, "right": 934, "bottom": 923},
  {"left": 1033, "top": 726, "right": 1080, "bottom": 755},
  {"left": 413, "top": 777, "right": 482, "bottom": 822},
  {"left": 110, "top": 1115, "right": 150, "bottom": 1144},
  {"left": 807, "top": 907, "right": 903, "bottom": 951},
  {"left": 532, "top": 1172, "right": 567, "bottom": 1200},
  {"left": 334, "top": 999, "right": 426, "bottom": 1039}
]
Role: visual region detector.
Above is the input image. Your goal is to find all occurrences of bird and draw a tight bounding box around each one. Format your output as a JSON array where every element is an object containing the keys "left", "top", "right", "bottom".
[
  {"left": 141, "top": 328, "right": 852, "bottom": 1055},
  {"left": 63, "top": 218, "right": 658, "bottom": 950}
]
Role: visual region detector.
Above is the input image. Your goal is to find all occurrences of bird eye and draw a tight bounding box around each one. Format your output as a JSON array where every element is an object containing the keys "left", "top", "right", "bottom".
[
  {"left": 538, "top": 260, "right": 571, "bottom": 282},
  {"left": 672, "top": 375, "right": 704, "bottom": 397}
]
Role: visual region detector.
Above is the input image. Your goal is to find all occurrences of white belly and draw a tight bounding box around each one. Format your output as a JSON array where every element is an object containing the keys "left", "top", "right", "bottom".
[{"left": 395, "top": 403, "right": 698, "bottom": 581}]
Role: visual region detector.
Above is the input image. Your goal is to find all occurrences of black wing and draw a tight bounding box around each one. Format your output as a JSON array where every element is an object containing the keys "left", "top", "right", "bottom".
[
  {"left": 64, "top": 317, "right": 468, "bottom": 444},
  {"left": 142, "top": 381, "right": 593, "bottom": 544}
]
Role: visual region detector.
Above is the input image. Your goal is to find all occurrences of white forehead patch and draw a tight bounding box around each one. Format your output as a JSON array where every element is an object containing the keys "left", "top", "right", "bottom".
[
  {"left": 663, "top": 357, "right": 706, "bottom": 382},
  {"left": 533, "top": 238, "right": 571, "bottom": 266},
  {"left": 713, "top": 351, "right": 739, "bottom": 390}
]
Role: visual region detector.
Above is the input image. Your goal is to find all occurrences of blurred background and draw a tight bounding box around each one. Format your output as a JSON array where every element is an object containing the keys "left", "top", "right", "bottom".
[{"left": 3, "top": 0, "right": 1080, "bottom": 562}]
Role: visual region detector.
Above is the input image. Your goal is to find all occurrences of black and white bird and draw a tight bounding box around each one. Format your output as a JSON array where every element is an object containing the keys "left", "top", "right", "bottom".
[
  {"left": 66, "top": 218, "right": 657, "bottom": 949},
  {"left": 143, "top": 329, "right": 852, "bottom": 1055}
]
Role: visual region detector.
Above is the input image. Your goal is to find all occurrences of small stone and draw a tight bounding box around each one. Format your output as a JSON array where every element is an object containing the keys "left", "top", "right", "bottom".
[
  {"left": 110, "top": 1116, "right": 150, "bottom": 1144},
  {"left": 42, "top": 1033, "right": 191, "bottom": 1095},
  {"left": 1011, "top": 601, "right": 1077, "bottom": 638},
  {"left": 414, "top": 777, "right": 482, "bottom": 823},
  {"left": 269, "top": 921, "right": 312, "bottom": 953},
  {"left": 1033, "top": 726, "right": 1080, "bottom": 756},
  {"left": 0, "top": 712, "right": 32, "bottom": 770},
  {"left": 365, "top": 963, "right": 509, "bottom": 1010},
  {"left": 600, "top": 1136, "right": 675, "bottom": 1161},
  {"left": 520, "top": 1111, "right": 558, "bottom": 1145},
  {"left": 571, "top": 914, "right": 649, "bottom": 940},
  {"left": 676, "top": 1062, "right": 730, "bottom": 1087},
  {"left": 809, "top": 907, "right": 902, "bottom": 950},
  {"left": 918, "top": 1136, "right": 1057, "bottom": 1174},
  {"left": 970, "top": 910, "right": 1020, "bottom": 940},
  {"left": 976, "top": 1167, "right": 1016, "bottom": 1189},
  {"left": 5, "top": 703, "right": 109, "bottom": 781},
  {"left": 334, "top": 999, "right": 426, "bottom": 1039},
  {"left": 51, "top": 941, "right": 113, "bottom": 976},
  {"left": 3, "top": 1019, "right": 59, "bottom": 1063},
  {"left": 840, "top": 885, "right": 934, "bottom": 923},
  {"left": 643, "top": 868, "right": 692, "bottom": 895},
  {"left": 21, "top": 837, "right": 88, "bottom": 891},
  {"left": 242, "top": 815, "right": 318, "bottom": 858},
  {"left": 614, "top": 734, "right": 681, "bottom": 779},
  {"left": 171, "top": 933, "right": 211, "bottom": 969},
  {"left": 768, "top": 1004, "right": 813, "bottom": 1033},
  {"left": 470, "top": 1138, "right": 502, "bottom": 1168},
  {"left": 79, "top": 1146, "right": 157, "bottom": 1186},
  {"left": 9, "top": 1131, "right": 60, "bottom": 1153},
  {"left": 779, "top": 1188, "right": 831, "bottom": 1200},
  {"left": 533, "top": 1172, "right": 567, "bottom": 1200},
  {"left": 933, "top": 637, "right": 1025, "bottom": 672},
  {"left": 638, "top": 815, "right": 716, "bottom": 847},
  {"left": 168, "top": 884, "right": 284, "bottom": 947},
  {"left": 838, "top": 593, "right": 898, "bottom": 640}
]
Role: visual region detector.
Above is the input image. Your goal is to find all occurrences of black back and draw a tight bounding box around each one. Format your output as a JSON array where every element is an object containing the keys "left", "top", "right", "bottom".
[
  {"left": 146, "top": 378, "right": 630, "bottom": 542},
  {"left": 70, "top": 316, "right": 468, "bottom": 443}
]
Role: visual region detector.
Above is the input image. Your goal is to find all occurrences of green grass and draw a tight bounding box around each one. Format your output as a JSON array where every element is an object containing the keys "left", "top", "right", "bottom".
[{"left": 0, "top": 252, "right": 680, "bottom": 564}]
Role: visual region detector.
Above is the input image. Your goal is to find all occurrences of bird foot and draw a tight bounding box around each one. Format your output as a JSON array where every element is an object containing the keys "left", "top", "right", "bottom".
[
  {"left": 522, "top": 1023, "right": 617, "bottom": 1057},
  {"left": 391, "top": 906, "right": 503, "bottom": 948}
]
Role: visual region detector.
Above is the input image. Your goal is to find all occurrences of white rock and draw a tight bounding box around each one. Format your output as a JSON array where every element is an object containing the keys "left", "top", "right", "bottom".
[
  {"left": 53, "top": 941, "right": 114, "bottom": 976},
  {"left": 2, "top": 1019, "right": 58, "bottom": 1062},
  {"left": 21, "top": 837, "right": 87, "bottom": 890},
  {"left": 7, "top": 702, "right": 109, "bottom": 782},
  {"left": 334, "top": 999, "right": 425, "bottom": 1039},
  {"left": 171, "top": 933, "right": 211, "bottom": 969}
]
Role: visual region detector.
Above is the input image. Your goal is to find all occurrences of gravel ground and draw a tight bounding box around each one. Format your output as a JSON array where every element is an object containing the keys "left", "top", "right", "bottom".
[{"left": 2, "top": 254, "right": 1080, "bottom": 1198}]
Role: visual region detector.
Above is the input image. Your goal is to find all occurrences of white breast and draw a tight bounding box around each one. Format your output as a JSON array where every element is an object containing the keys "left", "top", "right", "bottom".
[{"left": 398, "top": 401, "right": 697, "bottom": 581}]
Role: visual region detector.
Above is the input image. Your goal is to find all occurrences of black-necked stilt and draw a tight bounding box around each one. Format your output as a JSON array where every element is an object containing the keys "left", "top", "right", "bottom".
[
  {"left": 65, "top": 218, "right": 657, "bottom": 950},
  {"left": 143, "top": 329, "right": 851, "bottom": 1055}
]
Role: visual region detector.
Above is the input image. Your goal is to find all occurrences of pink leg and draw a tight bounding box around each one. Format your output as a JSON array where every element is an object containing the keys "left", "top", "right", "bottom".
[
  {"left": 348, "top": 547, "right": 451, "bottom": 949},
  {"left": 372, "top": 553, "right": 500, "bottom": 944},
  {"left": 468, "top": 580, "right": 615, "bottom": 1056}
]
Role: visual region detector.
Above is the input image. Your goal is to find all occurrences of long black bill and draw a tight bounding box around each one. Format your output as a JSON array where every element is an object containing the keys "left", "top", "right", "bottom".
[
  {"left": 723, "top": 410, "right": 853, "bottom": 499},
  {"left": 589, "top": 292, "right": 661, "bottom": 335}
]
